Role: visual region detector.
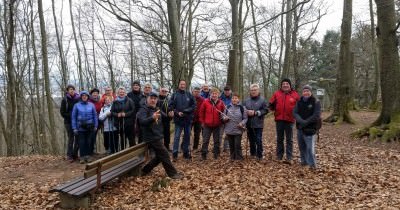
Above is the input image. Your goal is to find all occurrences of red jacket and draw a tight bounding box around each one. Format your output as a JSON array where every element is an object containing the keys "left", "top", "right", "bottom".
[
  {"left": 269, "top": 89, "right": 300, "bottom": 123},
  {"left": 199, "top": 99, "right": 225, "bottom": 127},
  {"left": 193, "top": 95, "right": 204, "bottom": 123}
]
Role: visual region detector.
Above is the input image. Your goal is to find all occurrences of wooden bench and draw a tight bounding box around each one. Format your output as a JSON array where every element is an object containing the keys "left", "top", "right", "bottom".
[{"left": 50, "top": 143, "right": 148, "bottom": 209}]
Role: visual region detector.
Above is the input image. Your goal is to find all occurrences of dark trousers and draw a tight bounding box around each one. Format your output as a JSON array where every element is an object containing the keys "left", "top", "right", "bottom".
[
  {"left": 192, "top": 121, "right": 202, "bottom": 150},
  {"left": 226, "top": 134, "right": 243, "bottom": 160},
  {"left": 276, "top": 120, "right": 294, "bottom": 160},
  {"left": 162, "top": 118, "right": 171, "bottom": 150},
  {"left": 78, "top": 130, "right": 93, "bottom": 158},
  {"left": 142, "top": 139, "right": 178, "bottom": 177},
  {"left": 247, "top": 127, "right": 263, "bottom": 158},
  {"left": 65, "top": 124, "right": 79, "bottom": 159},
  {"left": 118, "top": 127, "right": 135, "bottom": 150},
  {"left": 135, "top": 119, "right": 143, "bottom": 144},
  {"left": 201, "top": 126, "right": 221, "bottom": 158},
  {"left": 89, "top": 128, "right": 99, "bottom": 155},
  {"left": 103, "top": 131, "right": 119, "bottom": 154}
]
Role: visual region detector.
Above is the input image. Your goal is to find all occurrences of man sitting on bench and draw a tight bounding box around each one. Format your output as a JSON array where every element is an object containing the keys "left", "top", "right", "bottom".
[{"left": 137, "top": 92, "right": 183, "bottom": 179}]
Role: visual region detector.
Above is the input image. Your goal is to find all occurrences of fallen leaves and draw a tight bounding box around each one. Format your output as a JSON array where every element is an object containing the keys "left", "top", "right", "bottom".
[{"left": 1, "top": 111, "right": 400, "bottom": 209}]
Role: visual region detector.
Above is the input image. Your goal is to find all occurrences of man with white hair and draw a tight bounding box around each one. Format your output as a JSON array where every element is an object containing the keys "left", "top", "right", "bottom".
[
  {"left": 243, "top": 84, "right": 268, "bottom": 160},
  {"left": 200, "top": 83, "right": 210, "bottom": 99}
]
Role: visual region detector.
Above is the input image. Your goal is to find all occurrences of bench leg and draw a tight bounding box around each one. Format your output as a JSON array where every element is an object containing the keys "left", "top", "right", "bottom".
[
  {"left": 127, "top": 165, "right": 142, "bottom": 177},
  {"left": 59, "top": 193, "right": 89, "bottom": 209}
]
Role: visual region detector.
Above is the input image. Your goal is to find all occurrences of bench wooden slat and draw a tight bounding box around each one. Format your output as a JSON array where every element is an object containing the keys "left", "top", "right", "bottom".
[
  {"left": 85, "top": 143, "right": 147, "bottom": 170},
  {"left": 49, "top": 176, "right": 85, "bottom": 193},
  {"left": 52, "top": 157, "right": 142, "bottom": 195},
  {"left": 69, "top": 158, "right": 144, "bottom": 197},
  {"left": 84, "top": 146, "right": 147, "bottom": 178}
]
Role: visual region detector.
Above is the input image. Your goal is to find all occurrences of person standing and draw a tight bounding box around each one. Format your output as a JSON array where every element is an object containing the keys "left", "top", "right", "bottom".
[
  {"left": 293, "top": 85, "right": 321, "bottom": 169},
  {"left": 89, "top": 88, "right": 102, "bottom": 155},
  {"left": 60, "top": 84, "right": 80, "bottom": 162},
  {"left": 243, "top": 84, "right": 268, "bottom": 160},
  {"left": 71, "top": 91, "right": 98, "bottom": 164},
  {"left": 99, "top": 96, "right": 119, "bottom": 154},
  {"left": 139, "top": 83, "right": 153, "bottom": 108},
  {"left": 169, "top": 80, "right": 196, "bottom": 160},
  {"left": 157, "top": 87, "right": 172, "bottom": 150},
  {"left": 223, "top": 93, "right": 248, "bottom": 160},
  {"left": 199, "top": 88, "right": 225, "bottom": 160},
  {"left": 111, "top": 87, "right": 136, "bottom": 149},
  {"left": 99, "top": 86, "right": 117, "bottom": 105},
  {"left": 127, "top": 80, "right": 145, "bottom": 143},
  {"left": 200, "top": 83, "right": 210, "bottom": 99},
  {"left": 138, "top": 92, "right": 183, "bottom": 179},
  {"left": 269, "top": 78, "right": 300, "bottom": 163},
  {"left": 220, "top": 85, "right": 232, "bottom": 152},
  {"left": 191, "top": 87, "right": 204, "bottom": 151}
]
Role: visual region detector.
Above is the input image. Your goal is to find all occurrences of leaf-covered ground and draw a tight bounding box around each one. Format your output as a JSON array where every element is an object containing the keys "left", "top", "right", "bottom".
[{"left": 1, "top": 111, "right": 400, "bottom": 209}]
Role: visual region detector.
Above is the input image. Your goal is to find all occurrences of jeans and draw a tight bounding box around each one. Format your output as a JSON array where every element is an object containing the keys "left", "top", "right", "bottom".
[
  {"left": 276, "top": 121, "right": 294, "bottom": 160},
  {"left": 172, "top": 123, "right": 191, "bottom": 158},
  {"left": 142, "top": 139, "right": 178, "bottom": 177},
  {"left": 201, "top": 126, "right": 221, "bottom": 158},
  {"left": 65, "top": 124, "right": 79, "bottom": 159},
  {"left": 78, "top": 130, "right": 94, "bottom": 158},
  {"left": 226, "top": 134, "right": 243, "bottom": 160},
  {"left": 89, "top": 128, "right": 99, "bottom": 155},
  {"left": 219, "top": 124, "right": 229, "bottom": 150},
  {"left": 246, "top": 127, "right": 263, "bottom": 158},
  {"left": 297, "top": 129, "right": 317, "bottom": 167},
  {"left": 192, "top": 121, "right": 202, "bottom": 150}
]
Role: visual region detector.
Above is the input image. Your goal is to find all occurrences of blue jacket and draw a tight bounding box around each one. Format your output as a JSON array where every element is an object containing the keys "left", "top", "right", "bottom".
[
  {"left": 220, "top": 93, "right": 232, "bottom": 106},
  {"left": 200, "top": 90, "right": 210, "bottom": 99},
  {"left": 169, "top": 89, "right": 196, "bottom": 125},
  {"left": 71, "top": 101, "right": 98, "bottom": 131}
]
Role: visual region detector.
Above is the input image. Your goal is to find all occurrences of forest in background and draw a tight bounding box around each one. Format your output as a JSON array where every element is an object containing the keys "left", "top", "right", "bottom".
[{"left": 0, "top": 0, "right": 399, "bottom": 156}]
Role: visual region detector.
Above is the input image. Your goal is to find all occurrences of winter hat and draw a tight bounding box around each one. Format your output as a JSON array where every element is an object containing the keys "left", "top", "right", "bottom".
[
  {"left": 281, "top": 78, "right": 292, "bottom": 88},
  {"left": 148, "top": 91, "right": 158, "bottom": 97},
  {"left": 90, "top": 88, "right": 100, "bottom": 95},
  {"left": 302, "top": 85, "right": 312, "bottom": 91},
  {"left": 80, "top": 90, "right": 90, "bottom": 98},
  {"left": 66, "top": 84, "right": 75, "bottom": 91},
  {"left": 132, "top": 80, "right": 141, "bottom": 86}
]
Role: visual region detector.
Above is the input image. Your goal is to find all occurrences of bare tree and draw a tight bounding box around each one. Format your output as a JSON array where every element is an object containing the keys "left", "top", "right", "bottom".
[{"left": 325, "top": 0, "right": 354, "bottom": 124}]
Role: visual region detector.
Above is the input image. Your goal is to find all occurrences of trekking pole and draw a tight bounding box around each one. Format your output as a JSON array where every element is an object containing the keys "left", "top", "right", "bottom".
[{"left": 122, "top": 116, "right": 126, "bottom": 150}]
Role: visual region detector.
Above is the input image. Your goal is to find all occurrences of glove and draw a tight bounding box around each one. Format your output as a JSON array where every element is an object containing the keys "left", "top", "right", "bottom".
[{"left": 73, "top": 130, "right": 78, "bottom": 136}]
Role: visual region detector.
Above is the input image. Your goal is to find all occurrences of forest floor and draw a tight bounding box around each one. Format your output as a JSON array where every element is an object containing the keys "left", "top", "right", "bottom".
[{"left": 1, "top": 111, "right": 400, "bottom": 209}]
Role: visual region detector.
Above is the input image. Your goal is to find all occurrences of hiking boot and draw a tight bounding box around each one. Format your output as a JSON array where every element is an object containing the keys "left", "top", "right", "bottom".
[
  {"left": 67, "top": 156, "right": 74, "bottom": 163},
  {"left": 79, "top": 159, "right": 85, "bottom": 164},
  {"left": 169, "top": 173, "right": 183, "bottom": 180},
  {"left": 284, "top": 159, "right": 293, "bottom": 165}
]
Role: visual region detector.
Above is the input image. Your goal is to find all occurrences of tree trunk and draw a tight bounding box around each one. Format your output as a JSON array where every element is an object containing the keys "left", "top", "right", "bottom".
[
  {"left": 69, "top": 0, "right": 83, "bottom": 90},
  {"left": 281, "top": 0, "right": 292, "bottom": 80},
  {"left": 227, "top": 0, "right": 239, "bottom": 92},
  {"left": 167, "top": 0, "right": 184, "bottom": 89},
  {"left": 291, "top": 0, "right": 301, "bottom": 92},
  {"left": 325, "top": 0, "right": 354, "bottom": 124},
  {"left": 278, "top": 0, "right": 286, "bottom": 87},
  {"left": 4, "top": 0, "right": 17, "bottom": 156},
  {"left": 369, "top": 0, "right": 380, "bottom": 108},
  {"left": 238, "top": 0, "right": 247, "bottom": 98},
  {"left": 374, "top": 0, "right": 400, "bottom": 124},
  {"left": 250, "top": 0, "right": 268, "bottom": 97},
  {"left": 38, "top": 0, "right": 60, "bottom": 154},
  {"left": 52, "top": 0, "right": 68, "bottom": 92},
  {"left": 30, "top": 0, "right": 48, "bottom": 154}
]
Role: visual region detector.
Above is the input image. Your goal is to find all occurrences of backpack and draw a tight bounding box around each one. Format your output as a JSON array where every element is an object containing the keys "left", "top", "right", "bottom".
[{"left": 226, "top": 104, "right": 244, "bottom": 120}]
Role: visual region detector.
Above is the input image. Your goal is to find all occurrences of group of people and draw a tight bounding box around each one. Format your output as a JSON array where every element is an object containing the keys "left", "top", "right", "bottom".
[{"left": 60, "top": 78, "right": 321, "bottom": 179}]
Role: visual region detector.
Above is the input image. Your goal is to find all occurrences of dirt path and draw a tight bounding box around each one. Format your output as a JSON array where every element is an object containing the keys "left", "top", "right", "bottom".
[{"left": 1, "top": 111, "right": 400, "bottom": 209}]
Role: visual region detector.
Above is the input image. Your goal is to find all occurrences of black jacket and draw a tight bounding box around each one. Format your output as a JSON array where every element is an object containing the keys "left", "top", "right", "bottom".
[
  {"left": 137, "top": 105, "right": 163, "bottom": 142},
  {"left": 127, "top": 90, "right": 145, "bottom": 114},
  {"left": 111, "top": 97, "right": 136, "bottom": 129},
  {"left": 60, "top": 93, "right": 80, "bottom": 124},
  {"left": 293, "top": 96, "right": 321, "bottom": 135}
]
